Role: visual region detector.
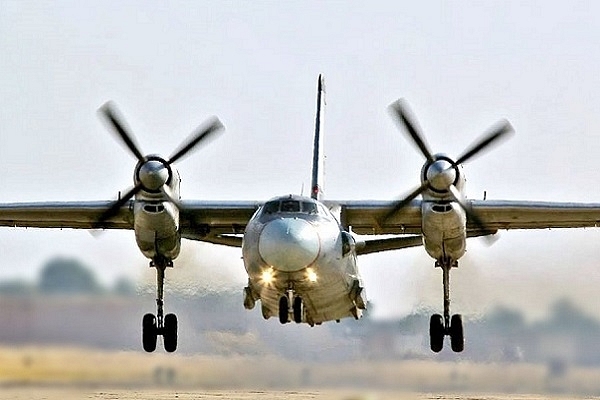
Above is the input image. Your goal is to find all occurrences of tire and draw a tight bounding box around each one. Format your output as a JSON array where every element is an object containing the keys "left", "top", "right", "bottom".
[
  {"left": 163, "top": 313, "right": 178, "bottom": 353},
  {"left": 142, "top": 313, "right": 157, "bottom": 353},
  {"left": 429, "top": 314, "right": 444, "bottom": 353},
  {"left": 278, "top": 296, "right": 289, "bottom": 324},
  {"left": 293, "top": 296, "right": 303, "bottom": 323},
  {"left": 450, "top": 314, "right": 464, "bottom": 353}
]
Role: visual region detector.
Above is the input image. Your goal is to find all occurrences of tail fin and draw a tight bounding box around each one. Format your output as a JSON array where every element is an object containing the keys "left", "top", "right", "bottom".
[{"left": 311, "top": 74, "right": 326, "bottom": 200}]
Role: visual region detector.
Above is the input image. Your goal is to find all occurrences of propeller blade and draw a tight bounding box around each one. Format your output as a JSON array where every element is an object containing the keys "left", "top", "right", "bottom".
[
  {"left": 447, "top": 185, "right": 496, "bottom": 245},
  {"left": 168, "top": 117, "right": 224, "bottom": 165},
  {"left": 98, "top": 102, "right": 146, "bottom": 163},
  {"left": 380, "top": 180, "right": 430, "bottom": 225},
  {"left": 95, "top": 184, "right": 143, "bottom": 228},
  {"left": 389, "top": 99, "right": 435, "bottom": 163},
  {"left": 455, "top": 119, "right": 514, "bottom": 166}
]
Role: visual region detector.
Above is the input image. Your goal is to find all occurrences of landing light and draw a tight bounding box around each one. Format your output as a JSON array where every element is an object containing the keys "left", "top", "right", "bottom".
[
  {"left": 261, "top": 268, "right": 275, "bottom": 284},
  {"left": 307, "top": 268, "right": 318, "bottom": 283}
]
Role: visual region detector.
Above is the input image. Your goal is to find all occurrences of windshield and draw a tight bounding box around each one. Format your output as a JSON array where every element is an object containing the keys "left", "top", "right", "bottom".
[
  {"left": 263, "top": 201, "right": 280, "bottom": 215},
  {"left": 261, "top": 199, "right": 321, "bottom": 215},
  {"left": 280, "top": 200, "right": 301, "bottom": 212}
]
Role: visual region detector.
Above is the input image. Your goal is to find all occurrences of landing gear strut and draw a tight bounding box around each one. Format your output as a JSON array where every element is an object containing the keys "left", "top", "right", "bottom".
[
  {"left": 142, "top": 258, "right": 178, "bottom": 353},
  {"left": 430, "top": 258, "right": 464, "bottom": 353}
]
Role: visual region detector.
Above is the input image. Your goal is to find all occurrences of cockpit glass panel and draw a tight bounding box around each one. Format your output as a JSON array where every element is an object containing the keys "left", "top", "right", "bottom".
[
  {"left": 263, "top": 201, "right": 280, "bottom": 214},
  {"left": 302, "top": 201, "right": 318, "bottom": 214},
  {"left": 280, "top": 200, "right": 300, "bottom": 212},
  {"left": 263, "top": 199, "right": 323, "bottom": 215}
]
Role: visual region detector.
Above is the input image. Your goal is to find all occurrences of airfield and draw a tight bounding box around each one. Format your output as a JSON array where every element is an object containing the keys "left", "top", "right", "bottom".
[
  {"left": 0, "top": 389, "right": 589, "bottom": 400},
  {"left": 1, "top": 345, "right": 600, "bottom": 400}
]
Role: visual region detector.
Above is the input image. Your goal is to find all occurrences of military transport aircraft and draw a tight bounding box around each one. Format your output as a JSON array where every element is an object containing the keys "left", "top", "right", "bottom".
[{"left": 2, "top": 75, "right": 600, "bottom": 354}]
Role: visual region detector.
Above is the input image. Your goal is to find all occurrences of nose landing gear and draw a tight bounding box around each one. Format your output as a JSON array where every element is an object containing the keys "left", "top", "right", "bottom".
[
  {"left": 142, "top": 258, "right": 178, "bottom": 353},
  {"left": 278, "top": 285, "right": 304, "bottom": 324}
]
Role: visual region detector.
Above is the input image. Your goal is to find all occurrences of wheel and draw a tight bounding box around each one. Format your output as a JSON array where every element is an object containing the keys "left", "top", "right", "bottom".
[
  {"left": 450, "top": 314, "right": 464, "bottom": 353},
  {"left": 293, "top": 296, "right": 303, "bottom": 323},
  {"left": 278, "top": 296, "right": 289, "bottom": 324},
  {"left": 142, "top": 313, "right": 157, "bottom": 353},
  {"left": 429, "top": 314, "right": 445, "bottom": 353},
  {"left": 163, "top": 313, "right": 178, "bottom": 353}
]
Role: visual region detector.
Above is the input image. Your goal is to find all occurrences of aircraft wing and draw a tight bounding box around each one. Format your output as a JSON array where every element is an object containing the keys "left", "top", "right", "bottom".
[
  {"left": 3, "top": 198, "right": 598, "bottom": 251},
  {"left": 337, "top": 199, "right": 600, "bottom": 235},
  {"left": 468, "top": 200, "right": 600, "bottom": 230},
  {"left": 0, "top": 200, "right": 260, "bottom": 247},
  {"left": 336, "top": 200, "right": 423, "bottom": 235},
  {"left": 179, "top": 200, "right": 260, "bottom": 247},
  {"left": 0, "top": 201, "right": 134, "bottom": 229}
]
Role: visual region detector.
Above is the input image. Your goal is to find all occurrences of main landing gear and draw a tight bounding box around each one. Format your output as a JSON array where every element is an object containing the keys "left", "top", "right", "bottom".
[
  {"left": 142, "top": 258, "right": 178, "bottom": 353},
  {"left": 279, "top": 286, "right": 304, "bottom": 324},
  {"left": 430, "top": 258, "right": 464, "bottom": 353}
]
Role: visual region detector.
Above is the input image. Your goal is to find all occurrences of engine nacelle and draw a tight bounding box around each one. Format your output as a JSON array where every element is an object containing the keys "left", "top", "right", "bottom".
[
  {"left": 133, "top": 200, "right": 181, "bottom": 260},
  {"left": 421, "top": 201, "right": 467, "bottom": 261}
]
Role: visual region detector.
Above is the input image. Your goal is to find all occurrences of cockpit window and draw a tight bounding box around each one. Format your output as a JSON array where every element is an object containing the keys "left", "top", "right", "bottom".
[
  {"left": 280, "top": 200, "right": 300, "bottom": 212},
  {"left": 302, "top": 201, "right": 318, "bottom": 214},
  {"left": 263, "top": 201, "right": 280, "bottom": 214},
  {"left": 262, "top": 199, "right": 323, "bottom": 215}
]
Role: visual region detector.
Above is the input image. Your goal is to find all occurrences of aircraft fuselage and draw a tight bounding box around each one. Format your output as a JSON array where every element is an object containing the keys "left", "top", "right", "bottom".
[{"left": 242, "top": 194, "right": 365, "bottom": 325}]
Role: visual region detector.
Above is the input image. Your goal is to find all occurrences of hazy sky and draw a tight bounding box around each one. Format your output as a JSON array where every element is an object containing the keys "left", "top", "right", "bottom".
[{"left": 2, "top": 1, "right": 600, "bottom": 320}]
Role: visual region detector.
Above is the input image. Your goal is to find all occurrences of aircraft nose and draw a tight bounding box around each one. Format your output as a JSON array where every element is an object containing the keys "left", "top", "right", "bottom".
[{"left": 258, "top": 218, "right": 320, "bottom": 272}]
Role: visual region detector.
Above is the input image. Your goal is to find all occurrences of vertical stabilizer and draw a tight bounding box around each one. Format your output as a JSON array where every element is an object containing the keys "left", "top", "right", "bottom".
[{"left": 311, "top": 74, "right": 326, "bottom": 200}]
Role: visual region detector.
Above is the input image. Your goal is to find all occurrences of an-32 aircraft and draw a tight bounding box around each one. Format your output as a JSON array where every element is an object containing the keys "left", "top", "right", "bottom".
[{"left": 2, "top": 75, "right": 600, "bottom": 354}]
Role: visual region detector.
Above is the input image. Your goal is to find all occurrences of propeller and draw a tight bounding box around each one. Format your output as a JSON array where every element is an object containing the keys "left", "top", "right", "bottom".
[
  {"left": 381, "top": 99, "right": 513, "bottom": 240},
  {"left": 95, "top": 101, "right": 224, "bottom": 225}
]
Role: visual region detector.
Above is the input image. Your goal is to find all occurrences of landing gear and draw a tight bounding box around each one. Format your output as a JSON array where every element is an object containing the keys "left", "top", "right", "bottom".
[
  {"left": 278, "top": 286, "right": 304, "bottom": 324},
  {"left": 163, "top": 313, "right": 178, "bottom": 353},
  {"left": 278, "top": 295, "right": 289, "bottom": 324},
  {"left": 349, "top": 279, "right": 367, "bottom": 310},
  {"left": 429, "top": 258, "right": 464, "bottom": 353},
  {"left": 243, "top": 286, "right": 256, "bottom": 310},
  {"left": 293, "top": 295, "right": 303, "bottom": 323},
  {"left": 429, "top": 314, "right": 444, "bottom": 353},
  {"left": 142, "top": 313, "right": 157, "bottom": 352},
  {"left": 450, "top": 314, "right": 464, "bottom": 353},
  {"left": 261, "top": 304, "right": 270, "bottom": 320},
  {"left": 142, "top": 258, "right": 178, "bottom": 353}
]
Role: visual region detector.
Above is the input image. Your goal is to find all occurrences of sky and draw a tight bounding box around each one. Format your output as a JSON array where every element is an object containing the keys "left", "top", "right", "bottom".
[{"left": 2, "top": 1, "right": 600, "bottom": 320}]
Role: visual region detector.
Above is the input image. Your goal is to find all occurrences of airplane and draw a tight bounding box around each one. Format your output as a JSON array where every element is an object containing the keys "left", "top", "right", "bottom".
[{"left": 2, "top": 75, "right": 600, "bottom": 354}]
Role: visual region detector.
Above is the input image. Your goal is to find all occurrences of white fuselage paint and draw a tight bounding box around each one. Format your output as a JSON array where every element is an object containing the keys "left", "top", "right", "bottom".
[{"left": 242, "top": 195, "right": 364, "bottom": 325}]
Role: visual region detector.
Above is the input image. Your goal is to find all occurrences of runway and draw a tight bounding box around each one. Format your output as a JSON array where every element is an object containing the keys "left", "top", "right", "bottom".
[
  {"left": 1, "top": 346, "right": 599, "bottom": 399},
  {"left": 0, "top": 389, "right": 592, "bottom": 400}
]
